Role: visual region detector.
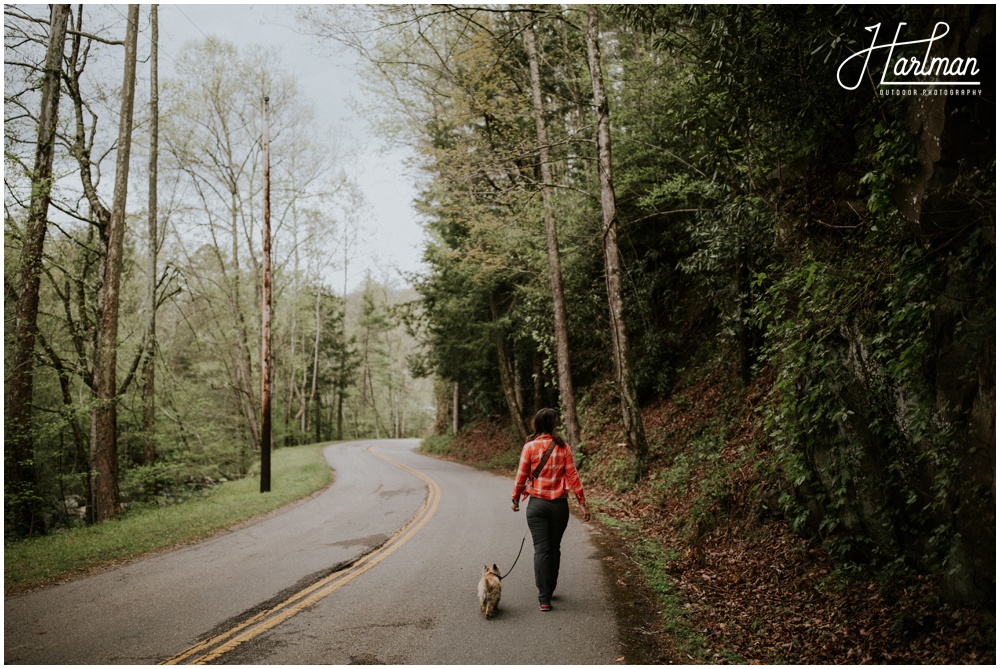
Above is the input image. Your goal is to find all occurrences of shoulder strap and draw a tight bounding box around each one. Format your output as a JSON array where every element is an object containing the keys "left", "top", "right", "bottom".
[{"left": 530, "top": 441, "right": 557, "bottom": 480}]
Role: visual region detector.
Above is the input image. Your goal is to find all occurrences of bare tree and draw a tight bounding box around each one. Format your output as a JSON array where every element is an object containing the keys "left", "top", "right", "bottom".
[
  {"left": 90, "top": 3, "right": 140, "bottom": 522},
  {"left": 6, "top": 3, "right": 71, "bottom": 536}
]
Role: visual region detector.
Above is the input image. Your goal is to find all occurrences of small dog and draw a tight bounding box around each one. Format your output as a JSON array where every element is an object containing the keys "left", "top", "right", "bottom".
[{"left": 478, "top": 564, "right": 502, "bottom": 619}]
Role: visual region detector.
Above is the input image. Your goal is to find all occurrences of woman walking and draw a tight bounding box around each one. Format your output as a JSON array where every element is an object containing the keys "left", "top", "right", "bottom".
[{"left": 511, "top": 408, "right": 590, "bottom": 611}]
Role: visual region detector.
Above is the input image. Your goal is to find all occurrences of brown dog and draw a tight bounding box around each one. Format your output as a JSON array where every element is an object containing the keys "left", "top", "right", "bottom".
[{"left": 478, "top": 564, "right": 502, "bottom": 618}]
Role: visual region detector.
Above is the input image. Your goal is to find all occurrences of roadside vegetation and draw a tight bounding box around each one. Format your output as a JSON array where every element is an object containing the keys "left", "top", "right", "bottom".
[
  {"left": 4, "top": 444, "right": 332, "bottom": 596},
  {"left": 421, "top": 362, "right": 994, "bottom": 663},
  {"left": 399, "top": 4, "right": 992, "bottom": 664}
]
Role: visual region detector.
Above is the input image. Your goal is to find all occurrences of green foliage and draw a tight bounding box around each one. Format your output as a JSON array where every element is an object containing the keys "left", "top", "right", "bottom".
[
  {"left": 339, "top": 3, "right": 995, "bottom": 611},
  {"left": 119, "top": 460, "right": 184, "bottom": 506},
  {"left": 757, "top": 102, "right": 993, "bottom": 577},
  {"left": 419, "top": 434, "right": 453, "bottom": 457},
  {"left": 4, "top": 444, "right": 332, "bottom": 595}
]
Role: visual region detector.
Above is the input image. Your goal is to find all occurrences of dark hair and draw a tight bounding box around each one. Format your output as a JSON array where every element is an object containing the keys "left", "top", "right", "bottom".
[{"left": 529, "top": 408, "right": 566, "bottom": 446}]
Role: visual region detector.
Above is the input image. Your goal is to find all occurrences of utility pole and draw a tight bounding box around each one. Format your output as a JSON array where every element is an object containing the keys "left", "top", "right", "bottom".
[{"left": 260, "top": 95, "right": 272, "bottom": 493}]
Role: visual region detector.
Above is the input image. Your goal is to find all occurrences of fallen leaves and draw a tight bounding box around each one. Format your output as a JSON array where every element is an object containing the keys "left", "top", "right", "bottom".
[
  {"left": 446, "top": 371, "right": 994, "bottom": 664},
  {"left": 577, "top": 369, "right": 995, "bottom": 664}
]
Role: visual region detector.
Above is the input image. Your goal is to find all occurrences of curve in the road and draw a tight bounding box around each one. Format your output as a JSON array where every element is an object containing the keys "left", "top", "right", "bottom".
[{"left": 160, "top": 446, "right": 441, "bottom": 665}]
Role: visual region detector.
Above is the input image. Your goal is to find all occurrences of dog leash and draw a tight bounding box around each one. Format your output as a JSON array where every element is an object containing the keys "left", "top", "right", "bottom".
[{"left": 499, "top": 530, "right": 529, "bottom": 581}]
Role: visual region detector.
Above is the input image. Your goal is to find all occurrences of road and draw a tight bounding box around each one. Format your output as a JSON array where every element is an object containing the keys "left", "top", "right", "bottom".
[{"left": 4, "top": 440, "right": 625, "bottom": 664}]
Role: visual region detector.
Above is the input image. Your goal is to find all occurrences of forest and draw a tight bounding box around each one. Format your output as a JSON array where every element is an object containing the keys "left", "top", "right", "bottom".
[
  {"left": 307, "top": 4, "right": 993, "bottom": 661},
  {"left": 5, "top": 4, "right": 432, "bottom": 533},
  {"left": 4, "top": 4, "right": 995, "bottom": 663}
]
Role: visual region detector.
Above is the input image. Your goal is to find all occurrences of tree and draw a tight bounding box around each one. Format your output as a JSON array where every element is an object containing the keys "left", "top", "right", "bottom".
[
  {"left": 90, "top": 3, "right": 140, "bottom": 522},
  {"left": 260, "top": 94, "right": 272, "bottom": 492},
  {"left": 523, "top": 11, "right": 582, "bottom": 450},
  {"left": 141, "top": 3, "right": 160, "bottom": 466},
  {"left": 300, "top": 6, "right": 593, "bottom": 440},
  {"left": 585, "top": 6, "right": 648, "bottom": 479},
  {"left": 5, "top": 3, "right": 71, "bottom": 536}
]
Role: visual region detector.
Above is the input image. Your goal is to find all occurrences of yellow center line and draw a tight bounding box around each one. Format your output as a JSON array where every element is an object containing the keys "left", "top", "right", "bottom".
[{"left": 160, "top": 446, "right": 441, "bottom": 665}]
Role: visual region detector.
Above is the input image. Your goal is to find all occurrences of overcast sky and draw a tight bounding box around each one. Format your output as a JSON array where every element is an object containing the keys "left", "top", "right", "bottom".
[{"left": 157, "top": 3, "right": 426, "bottom": 293}]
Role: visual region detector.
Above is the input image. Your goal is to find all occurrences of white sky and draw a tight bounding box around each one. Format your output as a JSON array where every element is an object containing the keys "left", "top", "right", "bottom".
[{"left": 157, "top": 3, "right": 426, "bottom": 293}]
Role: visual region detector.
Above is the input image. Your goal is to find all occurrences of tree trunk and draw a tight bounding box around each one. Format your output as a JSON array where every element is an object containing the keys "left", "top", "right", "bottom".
[
  {"left": 452, "top": 381, "right": 460, "bottom": 436},
  {"left": 524, "top": 15, "right": 581, "bottom": 451},
  {"left": 91, "top": 4, "right": 140, "bottom": 522},
  {"left": 513, "top": 360, "right": 525, "bottom": 423},
  {"left": 315, "top": 389, "right": 323, "bottom": 443},
  {"left": 260, "top": 95, "right": 272, "bottom": 493},
  {"left": 337, "top": 390, "right": 345, "bottom": 441},
  {"left": 533, "top": 352, "right": 544, "bottom": 415},
  {"left": 141, "top": 3, "right": 159, "bottom": 466},
  {"left": 231, "top": 193, "right": 259, "bottom": 451},
  {"left": 6, "top": 3, "right": 70, "bottom": 536},
  {"left": 489, "top": 299, "right": 528, "bottom": 442},
  {"left": 310, "top": 287, "right": 321, "bottom": 439},
  {"left": 285, "top": 300, "right": 297, "bottom": 446},
  {"left": 368, "top": 367, "right": 383, "bottom": 439},
  {"left": 586, "top": 6, "right": 648, "bottom": 478}
]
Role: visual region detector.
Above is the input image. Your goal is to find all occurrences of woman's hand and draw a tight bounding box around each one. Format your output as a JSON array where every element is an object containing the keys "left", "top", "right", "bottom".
[
  {"left": 511, "top": 499, "right": 520, "bottom": 512},
  {"left": 579, "top": 502, "right": 591, "bottom": 523}
]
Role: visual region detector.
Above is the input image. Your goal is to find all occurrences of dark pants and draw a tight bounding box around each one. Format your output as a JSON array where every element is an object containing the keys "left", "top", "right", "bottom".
[{"left": 526, "top": 495, "right": 569, "bottom": 605}]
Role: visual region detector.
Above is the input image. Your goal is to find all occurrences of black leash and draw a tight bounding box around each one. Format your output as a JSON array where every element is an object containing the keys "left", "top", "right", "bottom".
[{"left": 499, "top": 530, "right": 528, "bottom": 580}]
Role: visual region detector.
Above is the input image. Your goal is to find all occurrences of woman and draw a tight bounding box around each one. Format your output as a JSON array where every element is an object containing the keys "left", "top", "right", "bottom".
[{"left": 511, "top": 408, "right": 591, "bottom": 612}]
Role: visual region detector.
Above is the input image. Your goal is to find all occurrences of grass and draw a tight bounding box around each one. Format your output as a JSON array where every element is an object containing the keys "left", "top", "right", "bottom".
[
  {"left": 598, "top": 512, "right": 713, "bottom": 663},
  {"left": 419, "top": 433, "right": 453, "bottom": 456},
  {"left": 4, "top": 443, "right": 333, "bottom": 596}
]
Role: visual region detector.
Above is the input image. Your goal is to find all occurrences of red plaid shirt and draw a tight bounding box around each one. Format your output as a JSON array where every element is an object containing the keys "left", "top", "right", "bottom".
[{"left": 512, "top": 434, "right": 586, "bottom": 504}]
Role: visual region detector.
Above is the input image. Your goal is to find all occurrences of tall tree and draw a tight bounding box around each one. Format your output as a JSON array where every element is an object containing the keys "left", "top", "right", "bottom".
[
  {"left": 260, "top": 94, "right": 272, "bottom": 493},
  {"left": 524, "top": 12, "right": 581, "bottom": 449},
  {"left": 162, "top": 39, "right": 274, "bottom": 453},
  {"left": 585, "top": 6, "right": 648, "bottom": 479},
  {"left": 6, "top": 3, "right": 71, "bottom": 536},
  {"left": 90, "top": 3, "right": 140, "bottom": 522},
  {"left": 141, "top": 3, "right": 160, "bottom": 466}
]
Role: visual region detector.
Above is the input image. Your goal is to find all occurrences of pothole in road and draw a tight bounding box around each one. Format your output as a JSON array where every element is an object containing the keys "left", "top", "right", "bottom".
[
  {"left": 200, "top": 556, "right": 364, "bottom": 643},
  {"left": 328, "top": 534, "right": 389, "bottom": 550}
]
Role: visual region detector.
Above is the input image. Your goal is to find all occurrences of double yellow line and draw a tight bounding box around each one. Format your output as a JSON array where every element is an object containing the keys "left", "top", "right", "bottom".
[{"left": 161, "top": 446, "right": 441, "bottom": 665}]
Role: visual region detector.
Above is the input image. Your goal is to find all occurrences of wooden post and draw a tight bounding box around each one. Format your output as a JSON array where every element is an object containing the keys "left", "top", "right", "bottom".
[{"left": 260, "top": 95, "right": 272, "bottom": 493}]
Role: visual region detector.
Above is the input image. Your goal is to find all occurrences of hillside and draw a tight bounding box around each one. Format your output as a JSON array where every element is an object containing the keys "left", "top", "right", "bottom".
[{"left": 422, "top": 362, "right": 995, "bottom": 664}]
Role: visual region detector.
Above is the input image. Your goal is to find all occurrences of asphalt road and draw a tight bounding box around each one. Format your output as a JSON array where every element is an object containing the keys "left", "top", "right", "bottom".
[{"left": 4, "top": 440, "right": 624, "bottom": 664}]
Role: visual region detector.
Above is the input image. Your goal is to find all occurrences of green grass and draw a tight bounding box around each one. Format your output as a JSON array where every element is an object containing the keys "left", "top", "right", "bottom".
[
  {"left": 419, "top": 433, "right": 453, "bottom": 456},
  {"left": 4, "top": 443, "right": 333, "bottom": 595}
]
